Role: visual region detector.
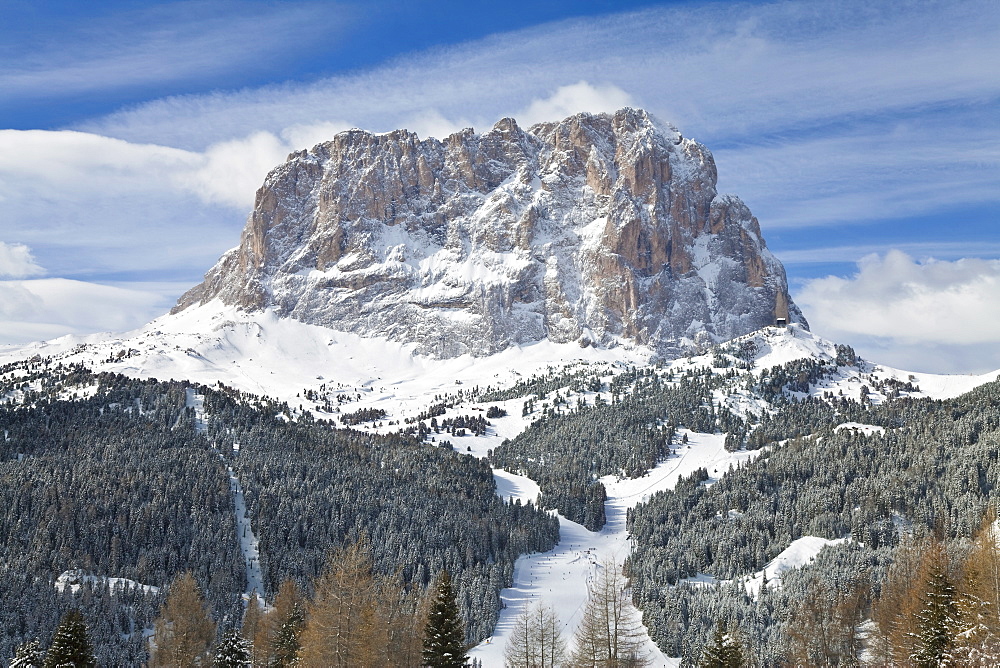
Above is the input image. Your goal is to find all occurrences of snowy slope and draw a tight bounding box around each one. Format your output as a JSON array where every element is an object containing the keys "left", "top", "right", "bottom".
[{"left": 3, "top": 305, "right": 999, "bottom": 666}]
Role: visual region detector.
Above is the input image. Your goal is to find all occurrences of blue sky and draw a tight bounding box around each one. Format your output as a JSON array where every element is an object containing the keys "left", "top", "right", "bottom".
[{"left": 1, "top": 0, "right": 999, "bottom": 373}]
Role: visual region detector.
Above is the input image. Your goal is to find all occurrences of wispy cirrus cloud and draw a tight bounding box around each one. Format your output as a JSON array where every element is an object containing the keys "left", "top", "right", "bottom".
[
  {"left": 79, "top": 0, "right": 1000, "bottom": 149},
  {"left": 0, "top": 1, "right": 354, "bottom": 102}
]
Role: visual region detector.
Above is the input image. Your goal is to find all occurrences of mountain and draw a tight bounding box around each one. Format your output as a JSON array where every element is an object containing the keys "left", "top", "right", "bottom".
[
  {"left": 174, "top": 108, "right": 805, "bottom": 358},
  {"left": 7, "top": 108, "right": 1000, "bottom": 666}
]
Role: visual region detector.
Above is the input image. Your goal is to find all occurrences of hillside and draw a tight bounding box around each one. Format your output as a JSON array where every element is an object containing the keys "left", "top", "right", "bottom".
[{"left": 4, "top": 309, "right": 1000, "bottom": 664}]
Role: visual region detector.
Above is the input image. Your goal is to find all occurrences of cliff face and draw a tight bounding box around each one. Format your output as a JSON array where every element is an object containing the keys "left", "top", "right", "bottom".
[{"left": 175, "top": 108, "right": 806, "bottom": 358}]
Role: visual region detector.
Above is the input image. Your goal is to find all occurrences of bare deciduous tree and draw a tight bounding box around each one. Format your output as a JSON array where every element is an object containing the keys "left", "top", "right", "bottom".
[
  {"left": 504, "top": 601, "right": 567, "bottom": 668},
  {"left": 570, "top": 559, "right": 649, "bottom": 667}
]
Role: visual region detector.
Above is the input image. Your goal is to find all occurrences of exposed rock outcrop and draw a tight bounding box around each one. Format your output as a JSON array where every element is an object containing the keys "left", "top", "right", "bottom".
[{"left": 175, "top": 108, "right": 806, "bottom": 357}]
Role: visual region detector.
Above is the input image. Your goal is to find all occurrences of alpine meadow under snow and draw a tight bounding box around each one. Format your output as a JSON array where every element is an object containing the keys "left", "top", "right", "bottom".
[{"left": 3, "top": 108, "right": 1000, "bottom": 667}]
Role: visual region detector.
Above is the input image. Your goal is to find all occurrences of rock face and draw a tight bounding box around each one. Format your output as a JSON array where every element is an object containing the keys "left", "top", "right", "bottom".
[{"left": 175, "top": 108, "right": 806, "bottom": 358}]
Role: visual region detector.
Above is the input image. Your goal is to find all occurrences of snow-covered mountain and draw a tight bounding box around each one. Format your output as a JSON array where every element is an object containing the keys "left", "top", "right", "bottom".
[
  {"left": 174, "top": 108, "right": 805, "bottom": 358},
  {"left": 5, "top": 108, "right": 1000, "bottom": 667}
]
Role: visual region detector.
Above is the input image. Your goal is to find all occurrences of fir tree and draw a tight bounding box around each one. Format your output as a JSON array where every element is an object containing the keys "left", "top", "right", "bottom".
[
  {"left": 422, "top": 571, "right": 468, "bottom": 668},
  {"left": 909, "top": 560, "right": 961, "bottom": 668},
  {"left": 270, "top": 604, "right": 304, "bottom": 667},
  {"left": 43, "top": 609, "right": 97, "bottom": 668},
  {"left": 215, "top": 629, "right": 252, "bottom": 668},
  {"left": 699, "top": 624, "right": 743, "bottom": 668},
  {"left": 10, "top": 639, "right": 44, "bottom": 668}
]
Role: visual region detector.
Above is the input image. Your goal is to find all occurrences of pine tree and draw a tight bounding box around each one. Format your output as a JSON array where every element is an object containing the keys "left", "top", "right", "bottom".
[
  {"left": 422, "top": 571, "right": 468, "bottom": 668},
  {"left": 215, "top": 629, "right": 253, "bottom": 668},
  {"left": 151, "top": 571, "right": 217, "bottom": 668},
  {"left": 11, "top": 639, "right": 44, "bottom": 668},
  {"left": 270, "top": 604, "right": 304, "bottom": 667},
  {"left": 43, "top": 609, "right": 97, "bottom": 668},
  {"left": 909, "top": 553, "right": 960, "bottom": 667},
  {"left": 699, "top": 624, "right": 743, "bottom": 668}
]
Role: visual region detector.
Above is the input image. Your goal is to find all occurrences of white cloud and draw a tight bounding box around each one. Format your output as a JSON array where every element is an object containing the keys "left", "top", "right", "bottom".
[
  {"left": 516, "top": 82, "right": 634, "bottom": 128},
  {"left": 176, "top": 131, "right": 298, "bottom": 208},
  {"left": 796, "top": 251, "right": 1000, "bottom": 373},
  {"left": 0, "top": 242, "right": 44, "bottom": 278},
  {"left": 0, "top": 278, "right": 175, "bottom": 345}
]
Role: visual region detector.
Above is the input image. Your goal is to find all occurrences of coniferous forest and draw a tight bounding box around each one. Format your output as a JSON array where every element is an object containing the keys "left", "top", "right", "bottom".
[
  {"left": 0, "top": 363, "right": 556, "bottom": 664},
  {"left": 6, "top": 339, "right": 1000, "bottom": 665}
]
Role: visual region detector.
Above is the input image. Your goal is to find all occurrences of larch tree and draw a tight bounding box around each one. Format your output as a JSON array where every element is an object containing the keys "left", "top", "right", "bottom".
[
  {"left": 422, "top": 571, "right": 468, "bottom": 668},
  {"left": 504, "top": 601, "right": 567, "bottom": 668},
  {"left": 952, "top": 506, "right": 1000, "bottom": 663},
  {"left": 297, "top": 541, "right": 385, "bottom": 668},
  {"left": 151, "top": 571, "right": 217, "bottom": 668},
  {"left": 43, "top": 609, "right": 96, "bottom": 668},
  {"left": 570, "top": 558, "right": 649, "bottom": 667},
  {"left": 871, "top": 535, "right": 930, "bottom": 664},
  {"left": 784, "top": 571, "right": 867, "bottom": 666}
]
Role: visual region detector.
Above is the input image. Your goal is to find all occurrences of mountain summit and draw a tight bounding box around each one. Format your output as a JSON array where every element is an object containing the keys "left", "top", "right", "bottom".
[{"left": 175, "top": 108, "right": 805, "bottom": 357}]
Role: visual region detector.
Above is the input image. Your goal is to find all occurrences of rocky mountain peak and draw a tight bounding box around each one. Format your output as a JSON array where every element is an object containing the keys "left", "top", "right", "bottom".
[{"left": 174, "top": 108, "right": 806, "bottom": 358}]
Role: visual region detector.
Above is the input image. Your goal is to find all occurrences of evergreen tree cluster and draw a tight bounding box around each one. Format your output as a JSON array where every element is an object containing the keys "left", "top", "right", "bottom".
[
  {"left": 0, "top": 372, "right": 241, "bottom": 663},
  {"left": 203, "top": 383, "right": 559, "bottom": 643},
  {"left": 491, "top": 365, "right": 734, "bottom": 529},
  {"left": 338, "top": 406, "right": 387, "bottom": 425},
  {"left": 0, "top": 366, "right": 559, "bottom": 662},
  {"left": 628, "top": 379, "right": 1000, "bottom": 664}
]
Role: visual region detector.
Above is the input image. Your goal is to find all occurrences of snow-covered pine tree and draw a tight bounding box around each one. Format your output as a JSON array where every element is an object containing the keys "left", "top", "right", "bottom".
[
  {"left": 699, "top": 624, "right": 743, "bottom": 668},
  {"left": 422, "top": 571, "right": 468, "bottom": 668},
  {"left": 270, "top": 603, "right": 304, "bottom": 667},
  {"left": 43, "top": 609, "right": 96, "bottom": 668},
  {"left": 909, "top": 557, "right": 960, "bottom": 667},
  {"left": 214, "top": 628, "right": 252, "bottom": 668},
  {"left": 10, "top": 639, "right": 44, "bottom": 668}
]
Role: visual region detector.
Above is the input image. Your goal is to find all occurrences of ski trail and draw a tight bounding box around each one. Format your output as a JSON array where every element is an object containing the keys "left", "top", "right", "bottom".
[
  {"left": 186, "top": 388, "right": 266, "bottom": 609},
  {"left": 470, "top": 431, "right": 757, "bottom": 667},
  {"left": 229, "top": 466, "right": 266, "bottom": 609}
]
